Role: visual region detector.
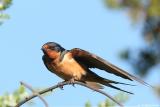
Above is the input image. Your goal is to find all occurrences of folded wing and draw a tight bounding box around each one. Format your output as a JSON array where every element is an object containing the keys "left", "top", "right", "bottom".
[{"left": 70, "top": 48, "right": 151, "bottom": 87}]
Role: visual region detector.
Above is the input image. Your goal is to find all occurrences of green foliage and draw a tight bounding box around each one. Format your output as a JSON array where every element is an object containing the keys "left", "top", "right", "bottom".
[
  {"left": 147, "top": 0, "right": 160, "bottom": 16},
  {"left": 0, "top": 0, "right": 12, "bottom": 10},
  {"left": 0, "top": 0, "right": 12, "bottom": 24},
  {"left": 105, "top": 0, "right": 121, "bottom": 8},
  {"left": 0, "top": 13, "right": 10, "bottom": 20},
  {"left": 0, "top": 86, "right": 29, "bottom": 107},
  {"left": 85, "top": 93, "right": 128, "bottom": 107},
  {"left": 105, "top": 0, "right": 141, "bottom": 9},
  {"left": 85, "top": 101, "right": 92, "bottom": 107},
  {"left": 105, "top": 0, "right": 160, "bottom": 23},
  {"left": 104, "top": 0, "right": 144, "bottom": 23}
]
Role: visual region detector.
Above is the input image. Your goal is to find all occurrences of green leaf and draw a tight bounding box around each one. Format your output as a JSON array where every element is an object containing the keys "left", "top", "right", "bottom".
[{"left": 85, "top": 100, "right": 92, "bottom": 107}]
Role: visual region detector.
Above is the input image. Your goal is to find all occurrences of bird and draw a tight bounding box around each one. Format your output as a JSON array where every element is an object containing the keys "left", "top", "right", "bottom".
[{"left": 41, "top": 42, "right": 151, "bottom": 106}]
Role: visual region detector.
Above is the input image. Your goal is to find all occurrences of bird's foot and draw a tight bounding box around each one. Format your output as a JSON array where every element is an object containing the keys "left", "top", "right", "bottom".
[
  {"left": 57, "top": 82, "right": 65, "bottom": 90},
  {"left": 68, "top": 78, "right": 76, "bottom": 87}
]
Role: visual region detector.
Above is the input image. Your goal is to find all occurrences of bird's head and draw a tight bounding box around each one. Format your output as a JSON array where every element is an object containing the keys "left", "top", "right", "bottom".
[{"left": 42, "top": 42, "right": 65, "bottom": 59}]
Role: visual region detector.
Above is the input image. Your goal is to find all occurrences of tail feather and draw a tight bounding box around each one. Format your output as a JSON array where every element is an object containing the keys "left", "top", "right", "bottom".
[
  {"left": 126, "top": 73, "right": 153, "bottom": 88},
  {"left": 103, "top": 78, "right": 136, "bottom": 86},
  {"left": 98, "top": 78, "right": 134, "bottom": 94},
  {"left": 106, "top": 84, "right": 133, "bottom": 94}
]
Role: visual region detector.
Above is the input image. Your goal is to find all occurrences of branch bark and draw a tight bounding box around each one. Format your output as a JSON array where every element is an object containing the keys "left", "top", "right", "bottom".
[
  {"left": 15, "top": 80, "right": 123, "bottom": 107},
  {"left": 20, "top": 81, "right": 48, "bottom": 107}
]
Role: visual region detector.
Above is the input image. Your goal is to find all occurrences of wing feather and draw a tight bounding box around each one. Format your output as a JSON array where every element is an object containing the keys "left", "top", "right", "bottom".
[{"left": 70, "top": 48, "right": 151, "bottom": 87}]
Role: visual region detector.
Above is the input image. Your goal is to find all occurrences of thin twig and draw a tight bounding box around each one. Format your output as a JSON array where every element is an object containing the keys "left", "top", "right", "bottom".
[
  {"left": 15, "top": 81, "right": 123, "bottom": 107},
  {"left": 20, "top": 81, "right": 48, "bottom": 107}
]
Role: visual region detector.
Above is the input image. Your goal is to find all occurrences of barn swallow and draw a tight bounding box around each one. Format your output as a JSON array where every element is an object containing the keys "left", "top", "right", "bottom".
[{"left": 41, "top": 42, "right": 151, "bottom": 105}]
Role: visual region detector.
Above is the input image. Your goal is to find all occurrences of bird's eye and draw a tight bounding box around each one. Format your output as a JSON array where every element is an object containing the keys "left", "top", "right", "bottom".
[
  {"left": 50, "top": 46, "right": 60, "bottom": 52},
  {"left": 54, "top": 47, "right": 61, "bottom": 52},
  {"left": 50, "top": 47, "right": 55, "bottom": 50}
]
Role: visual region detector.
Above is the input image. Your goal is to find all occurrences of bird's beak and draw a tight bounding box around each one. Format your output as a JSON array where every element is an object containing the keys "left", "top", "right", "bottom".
[
  {"left": 41, "top": 47, "right": 46, "bottom": 54},
  {"left": 41, "top": 44, "right": 47, "bottom": 51}
]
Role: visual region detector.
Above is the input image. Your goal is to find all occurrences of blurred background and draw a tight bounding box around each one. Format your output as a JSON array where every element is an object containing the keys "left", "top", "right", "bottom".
[{"left": 0, "top": 0, "right": 160, "bottom": 107}]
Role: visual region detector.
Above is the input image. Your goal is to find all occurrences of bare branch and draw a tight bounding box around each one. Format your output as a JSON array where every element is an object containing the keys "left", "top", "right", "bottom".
[
  {"left": 15, "top": 81, "right": 123, "bottom": 107},
  {"left": 20, "top": 81, "right": 48, "bottom": 107}
]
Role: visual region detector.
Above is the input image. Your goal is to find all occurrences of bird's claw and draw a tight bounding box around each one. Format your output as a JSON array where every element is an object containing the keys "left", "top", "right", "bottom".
[
  {"left": 58, "top": 82, "right": 64, "bottom": 90},
  {"left": 69, "top": 79, "right": 75, "bottom": 87}
]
